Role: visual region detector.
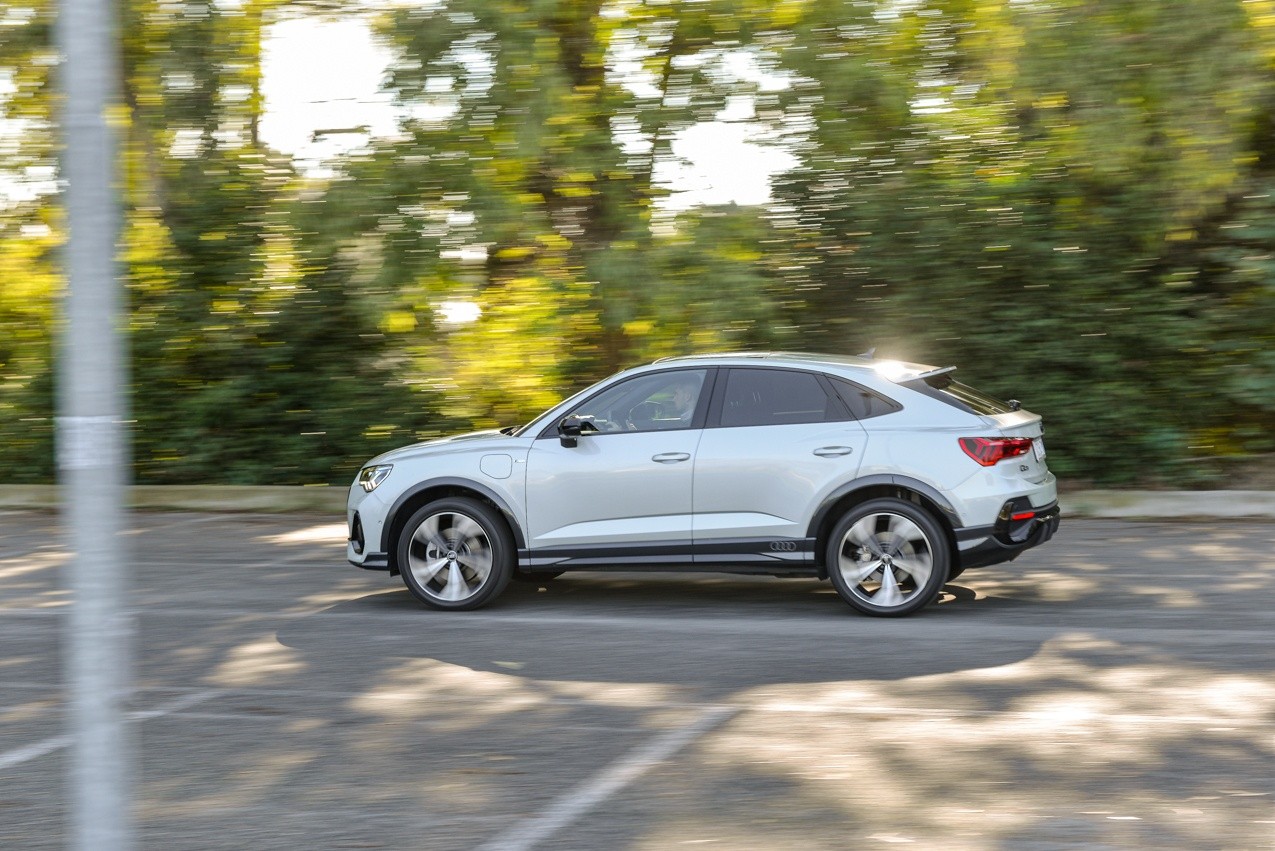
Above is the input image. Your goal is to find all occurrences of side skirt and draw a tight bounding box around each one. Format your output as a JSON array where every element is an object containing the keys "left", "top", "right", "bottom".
[{"left": 516, "top": 537, "right": 819, "bottom": 576}]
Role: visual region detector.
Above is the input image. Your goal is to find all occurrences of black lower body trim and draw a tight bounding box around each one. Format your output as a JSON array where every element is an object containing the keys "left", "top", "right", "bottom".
[
  {"left": 956, "top": 503, "right": 1060, "bottom": 571},
  {"left": 692, "top": 537, "right": 814, "bottom": 565},
  {"left": 350, "top": 552, "right": 390, "bottom": 571},
  {"left": 521, "top": 541, "right": 694, "bottom": 569},
  {"left": 517, "top": 537, "right": 816, "bottom": 572}
]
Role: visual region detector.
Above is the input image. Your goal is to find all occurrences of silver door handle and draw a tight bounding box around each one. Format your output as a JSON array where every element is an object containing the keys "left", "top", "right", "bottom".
[
  {"left": 813, "top": 446, "right": 854, "bottom": 457},
  {"left": 652, "top": 452, "right": 691, "bottom": 463}
]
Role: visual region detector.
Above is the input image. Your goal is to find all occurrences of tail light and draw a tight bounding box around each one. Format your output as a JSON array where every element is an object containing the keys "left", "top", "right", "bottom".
[{"left": 960, "top": 436, "right": 1033, "bottom": 467}]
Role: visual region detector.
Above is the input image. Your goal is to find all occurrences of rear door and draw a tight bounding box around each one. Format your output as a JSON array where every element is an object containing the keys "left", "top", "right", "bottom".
[{"left": 691, "top": 367, "right": 867, "bottom": 566}]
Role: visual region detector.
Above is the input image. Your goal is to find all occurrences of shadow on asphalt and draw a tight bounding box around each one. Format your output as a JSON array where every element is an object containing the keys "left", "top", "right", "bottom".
[
  {"left": 274, "top": 573, "right": 1044, "bottom": 688},
  {"left": 273, "top": 518, "right": 1275, "bottom": 692}
]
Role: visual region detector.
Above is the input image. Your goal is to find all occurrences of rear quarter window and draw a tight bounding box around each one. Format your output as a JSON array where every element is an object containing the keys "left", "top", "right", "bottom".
[{"left": 828, "top": 377, "right": 903, "bottom": 420}]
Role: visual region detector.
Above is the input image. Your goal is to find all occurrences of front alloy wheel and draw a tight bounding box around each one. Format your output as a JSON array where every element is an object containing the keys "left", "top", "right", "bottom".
[
  {"left": 397, "top": 497, "right": 513, "bottom": 610},
  {"left": 827, "top": 498, "right": 949, "bottom": 617}
]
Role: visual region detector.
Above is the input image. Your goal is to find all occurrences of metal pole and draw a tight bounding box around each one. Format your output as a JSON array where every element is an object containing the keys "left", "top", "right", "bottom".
[{"left": 55, "top": 0, "right": 133, "bottom": 844}]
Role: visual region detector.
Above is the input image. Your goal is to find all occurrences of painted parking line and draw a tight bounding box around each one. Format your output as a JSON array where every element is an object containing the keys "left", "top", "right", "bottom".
[
  {"left": 0, "top": 541, "right": 60, "bottom": 561},
  {"left": 477, "top": 705, "right": 737, "bottom": 851},
  {"left": 0, "top": 733, "right": 72, "bottom": 771},
  {"left": 0, "top": 689, "right": 220, "bottom": 772}
]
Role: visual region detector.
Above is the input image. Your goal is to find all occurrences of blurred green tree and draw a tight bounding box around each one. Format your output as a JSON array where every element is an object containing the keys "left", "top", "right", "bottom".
[
  {"left": 765, "top": 0, "right": 1274, "bottom": 482},
  {"left": 334, "top": 0, "right": 799, "bottom": 425},
  {"left": 1, "top": 0, "right": 1272, "bottom": 485},
  {"left": 0, "top": 0, "right": 62, "bottom": 482},
  {"left": 1, "top": 0, "right": 453, "bottom": 484}
]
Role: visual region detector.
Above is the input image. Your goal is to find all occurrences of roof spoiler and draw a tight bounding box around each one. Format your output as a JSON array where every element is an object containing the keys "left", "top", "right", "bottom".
[
  {"left": 874, "top": 361, "right": 958, "bottom": 382},
  {"left": 858, "top": 350, "right": 956, "bottom": 382}
]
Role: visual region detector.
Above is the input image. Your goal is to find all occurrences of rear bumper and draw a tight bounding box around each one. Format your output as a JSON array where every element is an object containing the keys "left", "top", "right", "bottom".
[{"left": 955, "top": 501, "right": 1060, "bottom": 571}]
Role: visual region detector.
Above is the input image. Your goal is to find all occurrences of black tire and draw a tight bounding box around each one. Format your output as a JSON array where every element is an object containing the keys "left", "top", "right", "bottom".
[
  {"left": 826, "top": 498, "right": 950, "bottom": 617},
  {"left": 397, "top": 497, "right": 513, "bottom": 611}
]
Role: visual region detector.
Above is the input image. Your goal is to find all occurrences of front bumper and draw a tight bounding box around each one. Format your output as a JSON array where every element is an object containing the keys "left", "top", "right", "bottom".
[
  {"left": 955, "top": 500, "right": 1060, "bottom": 571},
  {"left": 346, "top": 484, "right": 394, "bottom": 572},
  {"left": 349, "top": 549, "right": 391, "bottom": 571}
]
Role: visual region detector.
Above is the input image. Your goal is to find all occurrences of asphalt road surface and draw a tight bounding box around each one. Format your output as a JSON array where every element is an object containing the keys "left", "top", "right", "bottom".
[{"left": 1, "top": 510, "right": 1272, "bottom": 850}]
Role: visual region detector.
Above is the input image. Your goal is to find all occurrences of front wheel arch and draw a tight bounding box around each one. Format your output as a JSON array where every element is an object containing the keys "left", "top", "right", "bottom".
[
  {"left": 396, "top": 496, "right": 514, "bottom": 610},
  {"left": 383, "top": 480, "right": 525, "bottom": 574}
]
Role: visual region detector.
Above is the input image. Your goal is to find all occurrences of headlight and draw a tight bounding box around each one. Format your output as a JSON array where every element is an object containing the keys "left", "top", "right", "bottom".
[{"left": 357, "top": 464, "right": 393, "bottom": 493}]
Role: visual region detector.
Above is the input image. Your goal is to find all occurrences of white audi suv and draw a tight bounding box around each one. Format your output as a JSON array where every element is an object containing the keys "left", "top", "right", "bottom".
[{"left": 347, "top": 352, "right": 1059, "bottom": 616}]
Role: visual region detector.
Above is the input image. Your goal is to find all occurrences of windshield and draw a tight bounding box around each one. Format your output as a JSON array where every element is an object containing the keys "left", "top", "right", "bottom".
[{"left": 509, "top": 377, "right": 613, "bottom": 437}]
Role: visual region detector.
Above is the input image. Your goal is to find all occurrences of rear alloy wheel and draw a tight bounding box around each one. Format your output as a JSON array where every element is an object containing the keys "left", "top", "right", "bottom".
[
  {"left": 827, "top": 498, "right": 949, "bottom": 617},
  {"left": 397, "top": 497, "right": 513, "bottom": 610}
]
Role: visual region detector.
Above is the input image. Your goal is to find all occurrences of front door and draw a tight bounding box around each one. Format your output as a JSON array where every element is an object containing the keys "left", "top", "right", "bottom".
[{"left": 524, "top": 368, "right": 712, "bottom": 568}]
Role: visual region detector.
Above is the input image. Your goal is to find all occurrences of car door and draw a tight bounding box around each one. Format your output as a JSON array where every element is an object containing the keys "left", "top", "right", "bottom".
[
  {"left": 692, "top": 367, "right": 867, "bottom": 566},
  {"left": 524, "top": 368, "right": 713, "bottom": 568}
]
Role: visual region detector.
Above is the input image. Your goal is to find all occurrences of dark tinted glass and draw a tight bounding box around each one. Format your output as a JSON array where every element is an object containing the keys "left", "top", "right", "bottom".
[
  {"left": 829, "top": 377, "right": 903, "bottom": 420},
  {"left": 564, "top": 369, "right": 708, "bottom": 433},
  {"left": 905, "top": 373, "right": 1014, "bottom": 416},
  {"left": 720, "top": 369, "right": 837, "bottom": 428}
]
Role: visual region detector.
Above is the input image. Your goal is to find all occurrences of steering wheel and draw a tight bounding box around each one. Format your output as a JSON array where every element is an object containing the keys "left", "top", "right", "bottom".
[{"left": 626, "top": 400, "right": 660, "bottom": 431}]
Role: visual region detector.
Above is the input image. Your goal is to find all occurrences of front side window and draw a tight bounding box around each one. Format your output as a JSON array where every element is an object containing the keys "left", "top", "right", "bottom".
[
  {"left": 560, "top": 369, "right": 709, "bottom": 433},
  {"left": 719, "top": 368, "right": 840, "bottom": 428}
]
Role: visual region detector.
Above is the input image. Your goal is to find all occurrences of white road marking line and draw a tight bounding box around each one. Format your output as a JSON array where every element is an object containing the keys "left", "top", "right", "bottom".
[
  {"left": 0, "top": 734, "right": 72, "bottom": 770},
  {"left": 129, "top": 689, "right": 222, "bottom": 721},
  {"left": 477, "top": 705, "right": 737, "bottom": 851},
  {"left": 0, "top": 544, "right": 59, "bottom": 561},
  {"left": 0, "top": 689, "right": 220, "bottom": 771}
]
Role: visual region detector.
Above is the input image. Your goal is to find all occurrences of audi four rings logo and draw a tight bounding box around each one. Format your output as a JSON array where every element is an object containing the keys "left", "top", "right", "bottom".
[{"left": 769, "top": 541, "right": 798, "bottom": 552}]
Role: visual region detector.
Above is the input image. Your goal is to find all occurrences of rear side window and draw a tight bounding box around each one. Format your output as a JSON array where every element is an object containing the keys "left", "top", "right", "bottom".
[
  {"left": 904, "top": 373, "right": 1015, "bottom": 415},
  {"left": 719, "top": 368, "right": 842, "bottom": 428},
  {"left": 828, "top": 377, "right": 903, "bottom": 420}
]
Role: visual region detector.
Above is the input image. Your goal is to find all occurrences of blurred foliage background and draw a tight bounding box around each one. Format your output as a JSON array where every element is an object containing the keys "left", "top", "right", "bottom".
[{"left": 1, "top": 0, "right": 1273, "bottom": 486}]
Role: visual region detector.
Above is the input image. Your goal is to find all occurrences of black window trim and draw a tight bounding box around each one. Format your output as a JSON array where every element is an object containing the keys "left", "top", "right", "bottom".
[
  {"left": 705, "top": 366, "right": 851, "bottom": 429},
  {"left": 534, "top": 366, "right": 720, "bottom": 440},
  {"left": 826, "top": 374, "right": 904, "bottom": 421}
]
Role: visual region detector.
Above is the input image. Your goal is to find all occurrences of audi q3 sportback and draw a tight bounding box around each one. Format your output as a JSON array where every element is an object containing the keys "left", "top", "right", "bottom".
[{"left": 347, "top": 352, "right": 1059, "bottom": 616}]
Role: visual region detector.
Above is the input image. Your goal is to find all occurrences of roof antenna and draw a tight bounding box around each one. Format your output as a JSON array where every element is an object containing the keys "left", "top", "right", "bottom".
[{"left": 859, "top": 347, "right": 877, "bottom": 359}]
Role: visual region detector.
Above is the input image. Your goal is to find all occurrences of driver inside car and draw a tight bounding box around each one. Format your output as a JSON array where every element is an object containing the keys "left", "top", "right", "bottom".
[{"left": 661, "top": 377, "right": 699, "bottom": 425}]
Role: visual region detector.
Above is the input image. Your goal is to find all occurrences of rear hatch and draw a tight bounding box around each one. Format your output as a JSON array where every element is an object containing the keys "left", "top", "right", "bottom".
[
  {"left": 981, "top": 410, "right": 1050, "bottom": 484},
  {"left": 901, "top": 372, "right": 1051, "bottom": 484}
]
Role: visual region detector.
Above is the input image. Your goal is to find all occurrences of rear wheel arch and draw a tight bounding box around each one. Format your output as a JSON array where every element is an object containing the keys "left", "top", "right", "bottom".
[
  {"left": 825, "top": 496, "right": 951, "bottom": 616},
  {"left": 811, "top": 479, "right": 958, "bottom": 579}
]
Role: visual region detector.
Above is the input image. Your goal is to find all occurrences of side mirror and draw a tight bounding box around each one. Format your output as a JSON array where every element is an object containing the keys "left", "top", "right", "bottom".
[
  {"left": 558, "top": 416, "right": 584, "bottom": 448},
  {"left": 558, "top": 416, "right": 598, "bottom": 447}
]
